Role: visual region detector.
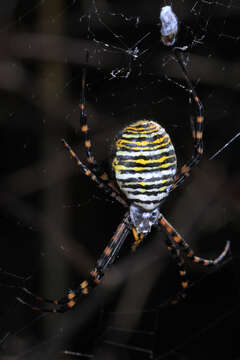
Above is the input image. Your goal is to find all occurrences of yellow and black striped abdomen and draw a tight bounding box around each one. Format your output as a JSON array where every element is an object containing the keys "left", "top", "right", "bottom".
[{"left": 112, "top": 120, "right": 177, "bottom": 211}]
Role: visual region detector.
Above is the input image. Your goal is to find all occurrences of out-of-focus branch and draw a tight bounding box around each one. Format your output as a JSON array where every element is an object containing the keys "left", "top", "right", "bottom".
[{"left": 8, "top": 33, "right": 121, "bottom": 67}]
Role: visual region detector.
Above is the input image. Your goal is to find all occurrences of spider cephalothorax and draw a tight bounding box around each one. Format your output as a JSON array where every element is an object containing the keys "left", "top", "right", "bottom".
[{"left": 129, "top": 204, "right": 159, "bottom": 235}]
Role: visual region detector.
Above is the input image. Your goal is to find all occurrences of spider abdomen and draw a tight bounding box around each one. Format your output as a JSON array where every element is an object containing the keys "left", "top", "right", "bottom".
[{"left": 112, "top": 120, "right": 177, "bottom": 211}]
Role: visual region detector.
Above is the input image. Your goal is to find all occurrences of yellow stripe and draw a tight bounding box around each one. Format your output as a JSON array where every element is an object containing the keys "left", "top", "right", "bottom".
[
  {"left": 114, "top": 162, "right": 176, "bottom": 171},
  {"left": 116, "top": 135, "right": 168, "bottom": 148},
  {"left": 117, "top": 144, "right": 170, "bottom": 151},
  {"left": 124, "top": 179, "right": 168, "bottom": 186},
  {"left": 159, "top": 186, "right": 168, "bottom": 191},
  {"left": 124, "top": 131, "right": 160, "bottom": 137},
  {"left": 124, "top": 128, "right": 159, "bottom": 136},
  {"left": 116, "top": 138, "right": 171, "bottom": 151},
  {"left": 161, "top": 162, "right": 175, "bottom": 168},
  {"left": 126, "top": 186, "right": 168, "bottom": 193},
  {"left": 120, "top": 135, "right": 167, "bottom": 145},
  {"left": 125, "top": 125, "right": 157, "bottom": 132},
  {"left": 122, "top": 155, "right": 175, "bottom": 165}
]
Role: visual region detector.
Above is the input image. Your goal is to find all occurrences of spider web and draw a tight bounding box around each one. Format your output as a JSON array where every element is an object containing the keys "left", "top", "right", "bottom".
[{"left": 0, "top": 0, "right": 239, "bottom": 359}]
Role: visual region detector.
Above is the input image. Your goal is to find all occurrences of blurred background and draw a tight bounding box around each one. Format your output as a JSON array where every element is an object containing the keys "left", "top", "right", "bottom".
[{"left": 0, "top": 0, "right": 240, "bottom": 359}]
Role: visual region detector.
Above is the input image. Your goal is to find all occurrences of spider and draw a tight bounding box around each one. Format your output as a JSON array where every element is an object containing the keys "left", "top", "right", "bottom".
[{"left": 17, "top": 48, "right": 230, "bottom": 313}]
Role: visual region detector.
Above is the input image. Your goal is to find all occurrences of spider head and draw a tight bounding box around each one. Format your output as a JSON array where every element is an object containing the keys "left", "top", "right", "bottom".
[{"left": 130, "top": 204, "right": 159, "bottom": 236}]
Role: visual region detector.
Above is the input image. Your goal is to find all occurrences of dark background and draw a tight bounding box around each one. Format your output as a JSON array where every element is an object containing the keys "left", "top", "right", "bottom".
[{"left": 0, "top": 1, "right": 240, "bottom": 359}]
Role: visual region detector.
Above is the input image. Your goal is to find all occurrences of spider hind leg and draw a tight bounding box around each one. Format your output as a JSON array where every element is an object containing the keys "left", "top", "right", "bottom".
[
  {"left": 17, "top": 279, "right": 92, "bottom": 313},
  {"left": 16, "top": 213, "right": 131, "bottom": 313},
  {"left": 159, "top": 215, "right": 230, "bottom": 267},
  {"left": 165, "top": 238, "right": 189, "bottom": 305}
]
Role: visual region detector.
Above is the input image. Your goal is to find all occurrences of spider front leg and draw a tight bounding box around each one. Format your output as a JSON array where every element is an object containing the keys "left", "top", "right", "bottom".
[
  {"left": 159, "top": 215, "right": 230, "bottom": 266},
  {"left": 79, "top": 51, "right": 110, "bottom": 183},
  {"left": 17, "top": 213, "right": 131, "bottom": 313},
  {"left": 171, "top": 48, "right": 204, "bottom": 190},
  {"left": 66, "top": 61, "right": 126, "bottom": 202},
  {"left": 62, "top": 139, "right": 127, "bottom": 207}
]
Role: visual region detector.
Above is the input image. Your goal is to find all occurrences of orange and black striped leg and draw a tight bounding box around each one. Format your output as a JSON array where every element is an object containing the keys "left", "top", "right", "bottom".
[
  {"left": 159, "top": 215, "right": 230, "bottom": 267},
  {"left": 79, "top": 53, "right": 110, "bottom": 183},
  {"left": 62, "top": 139, "right": 127, "bottom": 207},
  {"left": 92, "top": 212, "right": 131, "bottom": 273},
  {"left": 171, "top": 48, "right": 204, "bottom": 190},
  {"left": 17, "top": 280, "right": 90, "bottom": 313},
  {"left": 17, "top": 213, "right": 131, "bottom": 313},
  {"left": 131, "top": 228, "right": 145, "bottom": 252},
  {"left": 165, "top": 238, "right": 188, "bottom": 304}
]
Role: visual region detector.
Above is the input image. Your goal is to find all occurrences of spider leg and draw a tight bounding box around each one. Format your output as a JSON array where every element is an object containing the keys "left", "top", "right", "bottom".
[
  {"left": 17, "top": 213, "right": 131, "bottom": 313},
  {"left": 159, "top": 215, "right": 230, "bottom": 266},
  {"left": 79, "top": 51, "right": 110, "bottom": 182},
  {"left": 165, "top": 238, "right": 188, "bottom": 304},
  {"left": 131, "top": 228, "right": 144, "bottom": 252},
  {"left": 171, "top": 48, "right": 204, "bottom": 190},
  {"left": 62, "top": 139, "right": 127, "bottom": 207}
]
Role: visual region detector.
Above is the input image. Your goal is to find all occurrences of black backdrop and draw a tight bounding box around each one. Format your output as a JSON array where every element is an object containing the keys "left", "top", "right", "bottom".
[{"left": 0, "top": 1, "right": 240, "bottom": 359}]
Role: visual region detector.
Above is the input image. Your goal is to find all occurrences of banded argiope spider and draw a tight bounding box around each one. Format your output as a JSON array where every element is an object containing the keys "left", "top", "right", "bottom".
[{"left": 17, "top": 47, "right": 230, "bottom": 313}]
